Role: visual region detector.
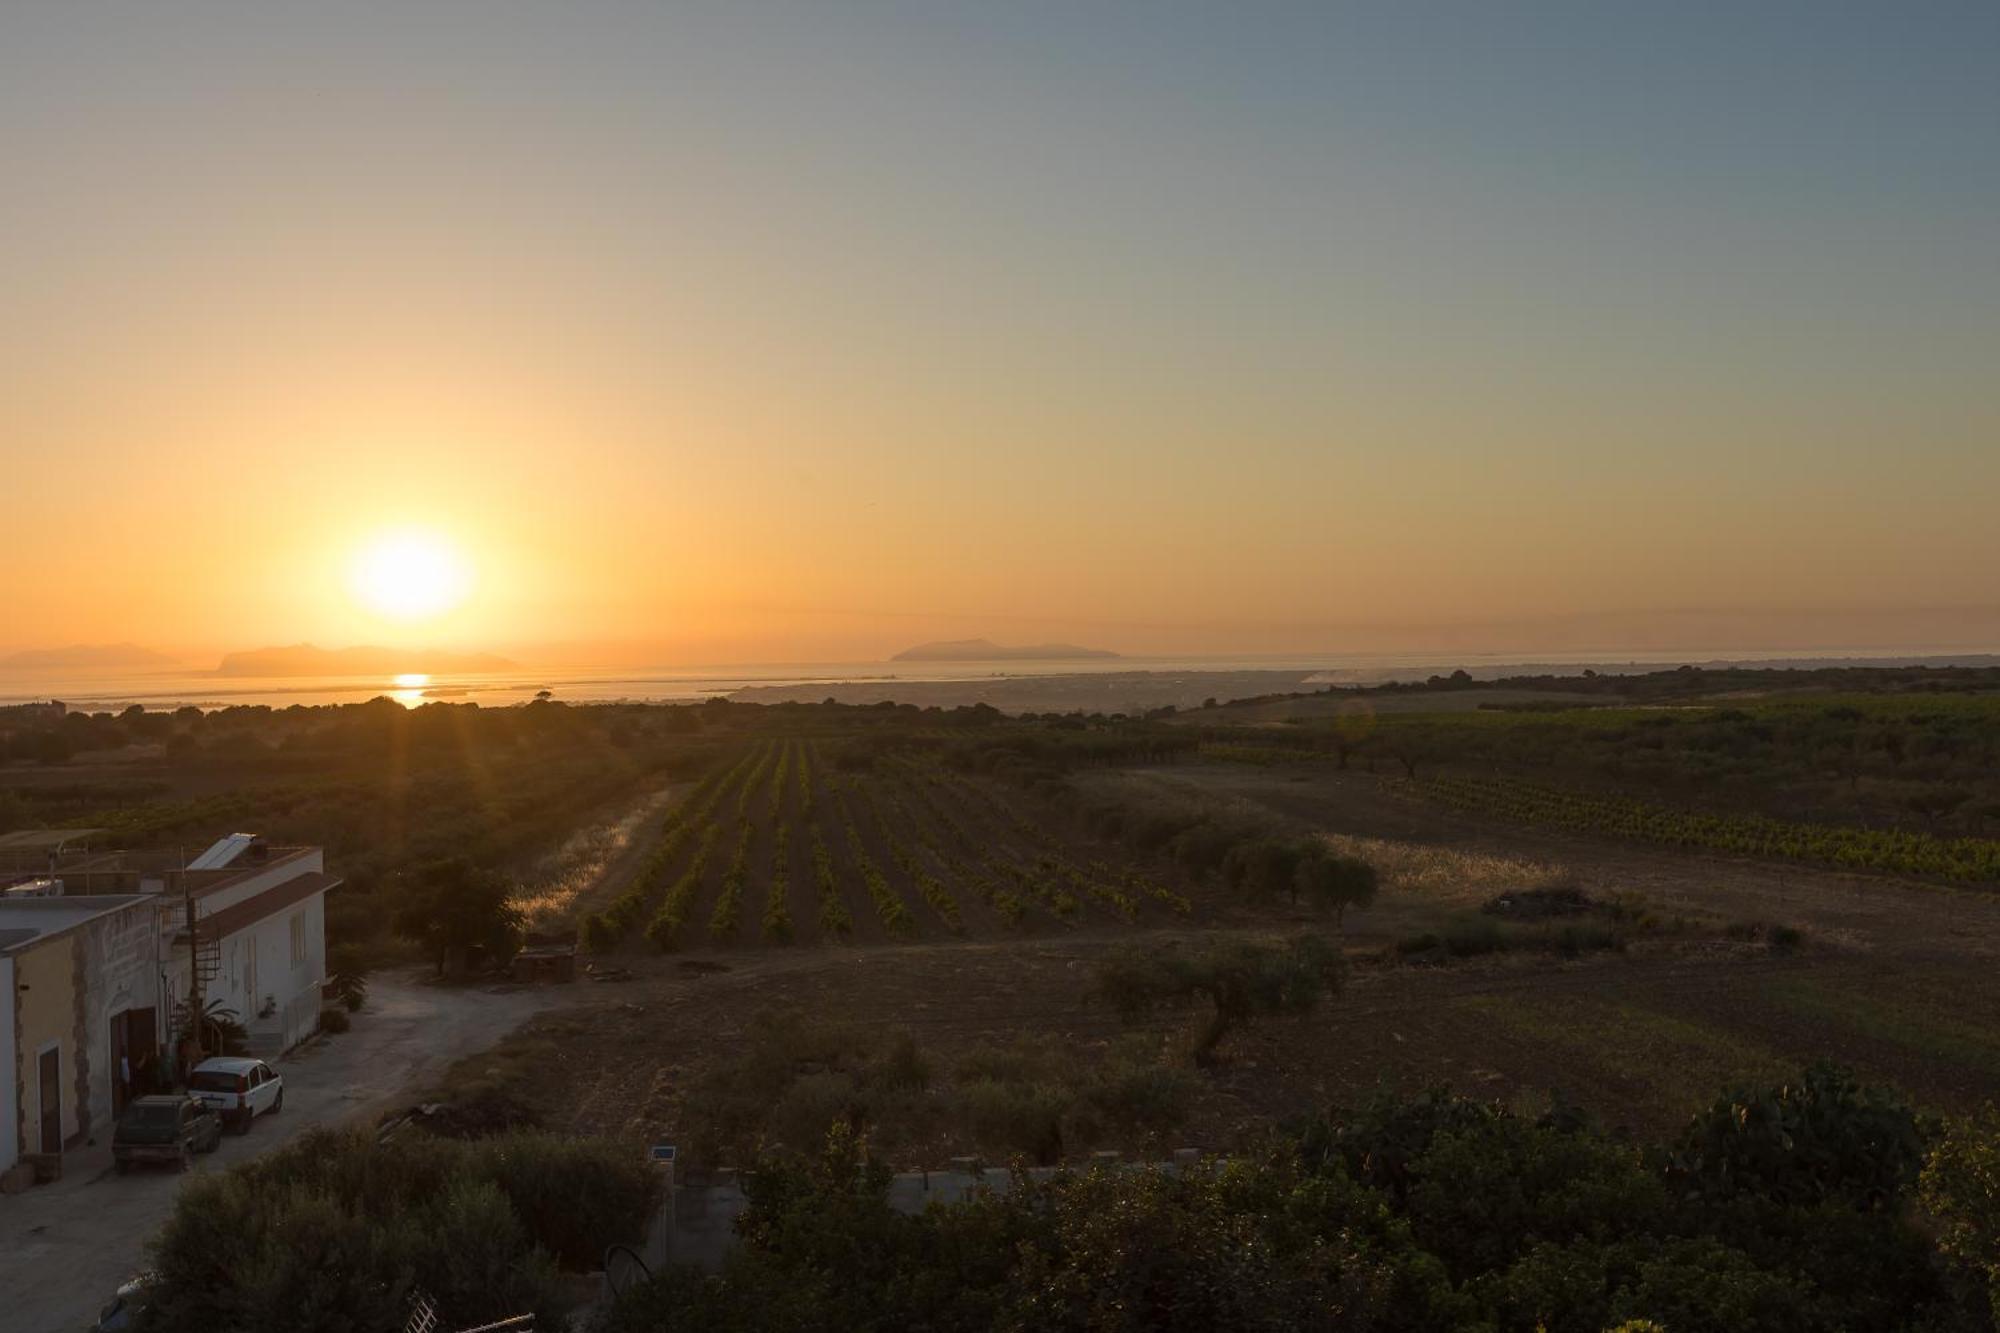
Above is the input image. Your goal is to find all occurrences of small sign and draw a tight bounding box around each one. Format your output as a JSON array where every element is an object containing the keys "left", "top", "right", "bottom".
[{"left": 650, "top": 1144, "right": 677, "bottom": 1162}]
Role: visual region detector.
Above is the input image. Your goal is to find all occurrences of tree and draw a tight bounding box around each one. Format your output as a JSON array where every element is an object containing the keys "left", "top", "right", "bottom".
[
  {"left": 392, "top": 857, "right": 522, "bottom": 977},
  {"left": 1221, "top": 838, "right": 1304, "bottom": 901},
  {"left": 1098, "top": 934, "right": 1343, "bottom": 1064},
  {"left": 1294, "top": 844, "right": 1379, "bottom": 923},
  {"left": 1920, "top": 1104, "right": 2000, "bottom": 1320}
]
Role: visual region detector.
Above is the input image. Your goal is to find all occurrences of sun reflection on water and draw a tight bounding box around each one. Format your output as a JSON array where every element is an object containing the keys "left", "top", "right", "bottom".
[{"left": 389, "top": 672, "right": 431, "bottom": 708}]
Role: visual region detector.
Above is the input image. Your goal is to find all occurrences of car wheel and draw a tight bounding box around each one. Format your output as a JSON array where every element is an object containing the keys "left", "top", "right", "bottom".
[
  {"left": 270, "top": 1088, "right": 283, "bottom": 1114},
  {"left": 231, "top": 1110, "right": 252, "bottom": 1136}
]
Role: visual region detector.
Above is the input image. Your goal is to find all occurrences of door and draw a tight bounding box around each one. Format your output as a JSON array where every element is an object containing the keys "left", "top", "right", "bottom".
[
  {"left": 254, "top": 1063, "right": 277, "bottom": 1111},
  {"left": 37, "top": 1047, "right": 60, "bottom": 1155}
]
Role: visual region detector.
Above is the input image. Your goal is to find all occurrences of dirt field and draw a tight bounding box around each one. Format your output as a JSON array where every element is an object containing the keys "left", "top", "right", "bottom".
[{"left": 456, "top": 760, "right": 2000, "bottom": 1170}]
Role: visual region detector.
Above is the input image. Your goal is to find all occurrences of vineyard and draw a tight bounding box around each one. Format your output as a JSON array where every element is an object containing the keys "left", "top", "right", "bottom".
[
  {"left": 582, "top": 738, "right": 1197, "bottom": 951},
  {"left": 1417, "top": 773, "right": 2000, "bottom": 885}
]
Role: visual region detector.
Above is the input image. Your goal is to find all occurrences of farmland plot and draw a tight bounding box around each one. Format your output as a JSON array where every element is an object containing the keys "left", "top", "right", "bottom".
[{"left": 583, "top": 740, "right": 1197, "bottom": 953}]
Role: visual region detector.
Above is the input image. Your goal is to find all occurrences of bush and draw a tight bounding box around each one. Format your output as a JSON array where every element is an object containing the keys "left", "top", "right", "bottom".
[
  {"left": 1098, "top": 933, "right": 1343, "bottom": 1063},
  {"left": 681, "top": 1015, "right": 1189, "bottom": 1168},
  {"left": 141, "top": 1127, "right": 655, "bottom": 1331},
  {"left": 598, "top": 1126, "right": 1467, "bottom": 1333},
  {"left": 1920, "top": 1104, "right": 2000, "bottom": 1317},
  {"left": 318, "top": 1007, "right": 350, "bottom": 1035},
  {"left": 470, "top": 1133, "right": 665, "bottom": 1271},
  {"left": 1666, "top": 1063, "right": 1923, "bottom": 1211},
  {"left": 1481, "top": 884, "right": 1593, "bottom": 920}
]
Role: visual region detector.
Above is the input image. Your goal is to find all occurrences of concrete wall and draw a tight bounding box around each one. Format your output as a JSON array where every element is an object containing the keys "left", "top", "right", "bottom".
[
  {"left": 76, "top": 903, "right": 159, "bottom": 1139},
  {"left": 2, "top": 902, "right": 162, "bottom": 1162},
  {"left": 0, "top": 958, "right": 14, "bottom": 1172},
  {"left": 14, "top": 935, "right": 75, "bottom": 1155},
  {"left": 658, "top": 1166, "right": 1109, "bottom": 1271},
  {"left": 228, "top": 899, "right": 326, "bottom": 1052}
]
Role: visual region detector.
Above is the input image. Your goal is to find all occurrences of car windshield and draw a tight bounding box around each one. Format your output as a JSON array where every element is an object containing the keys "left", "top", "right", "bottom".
[
  {"left": 188, "top": 1071, "right": 239, "bottom": 1092},
  {"left": 126, "top": 1103, "right": 181, "bottom": 1127}
]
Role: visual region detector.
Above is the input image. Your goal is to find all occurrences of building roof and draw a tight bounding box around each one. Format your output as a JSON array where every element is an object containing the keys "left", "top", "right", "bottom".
[
  {"left": 175, "top": 871, "right": 339, "bottom": 944},
  {"left": 0, "top": 828, "right": 108, "bottom": 851},
  {"left": 0, "top": 894, "right": 151, "bottom": 955}
]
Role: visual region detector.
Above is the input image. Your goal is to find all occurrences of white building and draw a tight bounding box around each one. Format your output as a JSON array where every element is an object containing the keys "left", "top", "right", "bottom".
[
  {"left": 154, "top": 836, "right": 340, "bottom": 1058},
  {"left": 0, "top": 832, "right": 338, "bottom": 1180}
]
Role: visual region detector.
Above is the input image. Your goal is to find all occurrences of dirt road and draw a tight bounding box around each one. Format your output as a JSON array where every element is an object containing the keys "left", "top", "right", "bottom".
[{"left": 0, "top": 974, "right": 575, "bottom": 1333}]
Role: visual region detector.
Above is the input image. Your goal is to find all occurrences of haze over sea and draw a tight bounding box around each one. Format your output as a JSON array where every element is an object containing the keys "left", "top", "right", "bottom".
[{"left": 7, "top": 648, "right": 1997, "bottom": 714}]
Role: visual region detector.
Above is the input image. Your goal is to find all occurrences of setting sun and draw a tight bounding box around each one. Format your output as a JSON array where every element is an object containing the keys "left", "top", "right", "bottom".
[{"left": 349, "top": 530, "right": 472, "bottom": 622}]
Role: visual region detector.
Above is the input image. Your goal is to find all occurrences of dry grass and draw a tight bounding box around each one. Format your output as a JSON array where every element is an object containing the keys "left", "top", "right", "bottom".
[
  {"left": 1316, "top": 831, "right": 1574, "bottom": 910},
  {"left": 511, "top": 787, "right": 675, "bottom": 928}
]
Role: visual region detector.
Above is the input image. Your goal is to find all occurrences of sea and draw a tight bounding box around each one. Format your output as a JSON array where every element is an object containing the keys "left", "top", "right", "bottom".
[{"left": 4, "top": 648, "right": 1995, "bottom": 713}]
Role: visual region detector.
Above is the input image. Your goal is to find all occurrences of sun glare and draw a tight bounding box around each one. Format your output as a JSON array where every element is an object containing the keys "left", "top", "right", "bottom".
[{"left": 349, "top": 530, "right": 472, "bottom": 621}]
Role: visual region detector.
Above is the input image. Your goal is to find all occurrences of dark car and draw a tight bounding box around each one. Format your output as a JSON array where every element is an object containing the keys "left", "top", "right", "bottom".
[{"left": 112, "top": 1095, "right": 222, "bottom": 1173}]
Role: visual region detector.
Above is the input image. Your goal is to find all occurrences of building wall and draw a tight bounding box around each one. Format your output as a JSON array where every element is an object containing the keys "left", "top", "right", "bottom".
[
  {"left": 14, "top": 936, "right": 75, "bottom": 1155},
  {"left": 76, "top": 904, "right": 159, "bottom": 1138},
  {"left": 162, "top": 887, "right": 328, "bottom": 1058},
  {"left": 230, "top": 899, "right": 327, "bottom": 1052},
  {"left": 158, "top": 856, "right": 328, "bottom": 1056},
  {"left": 0, "top": 958, "right": 15, "bottom": 1173},
  {"left": 2, "top": 903, "right": 161, "bottom": 1163}
]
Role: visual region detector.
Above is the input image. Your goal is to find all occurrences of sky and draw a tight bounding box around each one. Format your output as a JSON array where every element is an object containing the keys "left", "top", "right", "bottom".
[{"left": 3, "top": 2, "right": 1997, "bottom": 667}]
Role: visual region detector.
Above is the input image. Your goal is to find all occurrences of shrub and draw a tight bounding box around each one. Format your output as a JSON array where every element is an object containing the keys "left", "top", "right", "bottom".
[
  {"left": 1098, "top": 933, "right": 1343, "bottom": 1063},
  {"left": 318, "top": 1007, "right": 351, "bottom": 1035},
  {"left": 599, "top": 1127, "right": 1467, "bottom": 1333},
  {"left": 1401, "top": 1113, "right": 1664, "bottom": 1281},
  {"left": 1441, "top": 915, "right": 1506, "bottom": 957},
  {"left": 1295, "top": 843, "right": 1380, "bottom": 921},
  {"left": 1666, "top": 1063, "right": 1923, "bottom": 1211},
  {"left": 141, "top": 1127, "right": 654, "bottom": 1332},
  {"left": 1481, "top": 884, "right": 1593, "bottom": 920},
  {"left": 1920, "top": 1104, "right": 2000, "bottom": 1316},
  {"left": 470, "top": 1133, "right": 664, "bottom": 1271}
]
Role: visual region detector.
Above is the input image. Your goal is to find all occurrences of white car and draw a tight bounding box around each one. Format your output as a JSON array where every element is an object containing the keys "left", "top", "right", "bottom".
[{"left": 186, "top": 1056, "right": 284, "bottom": 1134}]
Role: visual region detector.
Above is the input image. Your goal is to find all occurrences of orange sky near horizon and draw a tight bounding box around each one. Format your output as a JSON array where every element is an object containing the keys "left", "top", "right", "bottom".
[{"left": 4, "top": 7, "right": 1998, "bottom": 667}]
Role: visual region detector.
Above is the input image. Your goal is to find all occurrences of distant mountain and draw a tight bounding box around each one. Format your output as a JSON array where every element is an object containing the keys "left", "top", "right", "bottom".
[
  {"left": 213, "top": 644, "right": 519, "bottom": 677},
  {"left": 0, "top": 642, "right": 177, "bottom": 670},
  {"left": 891, "top": 638, "right": 1121, "bottom": 663}
]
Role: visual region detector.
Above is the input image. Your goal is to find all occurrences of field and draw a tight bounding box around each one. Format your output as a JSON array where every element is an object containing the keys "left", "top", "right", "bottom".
[
  {"left": 11, "top": 684, "right": 2000, "bottom": 1176},
  {"left": 456, "top": 727, "right": 2000, "bottom": 1171},
  {"left": 580, "top": 738, "right": 1201, "bottom": 952}
]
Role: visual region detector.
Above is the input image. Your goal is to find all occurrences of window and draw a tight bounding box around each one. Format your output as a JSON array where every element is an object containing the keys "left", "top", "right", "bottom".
[{"left": 290, "top": 913, "right": 307, "bottom": 965}]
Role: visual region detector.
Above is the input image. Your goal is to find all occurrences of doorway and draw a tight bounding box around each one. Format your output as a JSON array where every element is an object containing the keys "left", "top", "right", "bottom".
[
  {"left": 110, "top": 1007, "right": 159, "bottom": 1113},
  {"left": 37, "top": 1045, "right": 61, "bottom": 1156}
]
